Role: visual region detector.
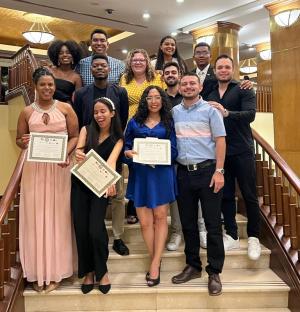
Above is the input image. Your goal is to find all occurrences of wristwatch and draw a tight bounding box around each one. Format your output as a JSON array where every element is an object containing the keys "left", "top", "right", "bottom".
[{"left": 215, "top": 168, "right": 225, "bottom": 174}]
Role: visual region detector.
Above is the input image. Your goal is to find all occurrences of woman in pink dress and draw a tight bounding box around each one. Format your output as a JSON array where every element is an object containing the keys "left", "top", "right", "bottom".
[{"left": 16, "top": 67, "right": 79, "bottom": 293}]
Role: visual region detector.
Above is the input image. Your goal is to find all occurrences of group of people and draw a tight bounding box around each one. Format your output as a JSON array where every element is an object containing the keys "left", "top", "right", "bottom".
[{"left": 16, "top": 27, "right": 261, "bottom": 297}]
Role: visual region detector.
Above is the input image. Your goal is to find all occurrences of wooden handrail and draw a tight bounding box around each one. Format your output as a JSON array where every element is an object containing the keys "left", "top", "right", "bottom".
[
  {"left": 7, "top": 45, "right": 38, "bottom": 103},
  {"left": 252, "top": 128, "right": 300, "bottom": 193},
  {"left": 253, "top": 127, "right": 300, "bottom": 276},
  {"left": 0, "top": 151, "right": 25, "bottom": 224}
]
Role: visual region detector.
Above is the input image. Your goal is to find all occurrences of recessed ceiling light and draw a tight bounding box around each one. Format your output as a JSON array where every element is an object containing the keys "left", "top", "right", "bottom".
[
  {"left": 176, "top": 0, "right": 185, "bottom": 3},
  {"left": 171, "top": 32, "right": 178, "bottom": 37},
  {"left": 143, "top": 12, "right": 150, "bottom": 19},
  {"left": 122, "top": 49, "right": 128, "bottom": 54}
]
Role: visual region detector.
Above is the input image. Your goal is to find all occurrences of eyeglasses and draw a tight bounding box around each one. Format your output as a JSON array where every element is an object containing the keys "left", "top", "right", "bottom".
[
  {"left": 146, "top": 96, "right": 161, "bottom": 102},
  {"left": 194, "top": 51, "right": 210, "bottom": 56},
  {"left": 131, "top": 59, "right": 146, "bottom": 64}
]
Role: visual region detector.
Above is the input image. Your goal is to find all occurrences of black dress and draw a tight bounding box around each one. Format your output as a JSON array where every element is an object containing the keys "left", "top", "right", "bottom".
[
  {"left": 71, "top": 132, "right": 120, "bottom": 281},
  {"left": 53, "top": 78, "right": 75, "bottom": 104}
]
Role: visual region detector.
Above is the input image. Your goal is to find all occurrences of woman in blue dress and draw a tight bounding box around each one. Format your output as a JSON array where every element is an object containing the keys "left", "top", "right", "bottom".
[{"left": 124, "top": 85, "right": 177, "bottom": 287}]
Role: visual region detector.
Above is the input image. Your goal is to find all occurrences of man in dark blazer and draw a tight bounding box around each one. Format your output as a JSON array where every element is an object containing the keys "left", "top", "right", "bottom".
[
  {"left": 73, "top": 54, "right": 129, "bottom": 256},
  {"left": 192, "top": 42, "right": 217, "bottom": 100},
  {"left": 73, "top": 54, "right": 128, "bottom": 131}
]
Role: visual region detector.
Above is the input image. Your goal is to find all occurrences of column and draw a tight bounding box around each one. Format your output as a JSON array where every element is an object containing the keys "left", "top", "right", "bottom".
[{"left": 265, "top": 0, "right": 300, "bottom": 175}]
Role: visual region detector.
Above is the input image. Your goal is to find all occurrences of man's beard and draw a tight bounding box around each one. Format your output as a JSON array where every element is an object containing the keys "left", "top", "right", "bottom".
[
  {"left": 166, "top": 79, "right": 178, "bottom": 87},
  {"left": 94, "top": 75, "right": 108, "bottom": 81}
]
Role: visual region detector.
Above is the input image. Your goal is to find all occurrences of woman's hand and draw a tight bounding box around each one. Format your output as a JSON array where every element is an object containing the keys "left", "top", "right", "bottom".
[
  {"left": 75, "top": 149, "right": 86, "bottom": 163},
  {"left": 124, "top": 150, "right": 137, "bottom": 159},
  {"left": 20, "top": 134, "right": 30, "bottom": 149},
  {"left": 58, "top": 156, "right": 70, "bottom": 168},
  {"left": 105, "top": 184, "right": 116, "bottom": 197}
]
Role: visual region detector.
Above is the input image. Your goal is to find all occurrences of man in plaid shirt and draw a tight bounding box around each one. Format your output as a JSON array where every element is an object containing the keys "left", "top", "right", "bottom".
[{"left": 78, "top": 29, "right": 125, "bottom": 86}]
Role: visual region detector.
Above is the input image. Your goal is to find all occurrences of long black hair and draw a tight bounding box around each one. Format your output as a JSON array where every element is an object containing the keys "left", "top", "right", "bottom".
[
  {"left": 155, "top": 36, "right": 187, "bottom": 74},
  {"left": 134, "top": 86, "right": 173, "bottom": 138},
  {"left": 48, "top": 40, "right": 82, "bottom": 69},
  {"left": 85, "top": 97, "right": 123, "bottom": 152}
]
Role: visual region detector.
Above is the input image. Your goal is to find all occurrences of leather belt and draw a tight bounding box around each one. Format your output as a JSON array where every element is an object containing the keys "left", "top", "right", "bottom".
[{"left": 178, "top": 160, "right": 216, "bottom": 172}]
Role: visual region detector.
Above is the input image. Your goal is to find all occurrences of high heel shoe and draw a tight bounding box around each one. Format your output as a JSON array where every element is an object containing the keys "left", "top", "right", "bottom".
[
  {"left": 81, "top": 283, "right": 94, "bottom": 294},
  {"left": 98, "top": 284, "right": 111, "bottom": 294},
  {"left": 145, "top": 271, "right": 150, "bottom": 281},
  {"left": 147, "top": 262, "right": 161, "bottom": 287}
]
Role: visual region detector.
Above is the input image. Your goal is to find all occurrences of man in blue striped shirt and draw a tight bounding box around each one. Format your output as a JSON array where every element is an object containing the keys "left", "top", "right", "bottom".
[
  {"left": 171, "top": 73, "right": 226, "bottom": 296},
  {"left": 78, "top": 29, "right": 125, "bottom": 86}
]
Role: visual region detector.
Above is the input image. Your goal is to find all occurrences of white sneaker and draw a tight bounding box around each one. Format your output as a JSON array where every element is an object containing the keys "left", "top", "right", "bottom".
[
  {"left": 199, "top": 231, "right": 207, "bottom": 249},
  {"left": 248, "top": 237, "right": 261, "bottom": 260},
  {"left": 167, "top": 233, "right": 181, "bottom": 251},
  {"left": 223, "top": 234, "right": 240, "bottom": 251}
]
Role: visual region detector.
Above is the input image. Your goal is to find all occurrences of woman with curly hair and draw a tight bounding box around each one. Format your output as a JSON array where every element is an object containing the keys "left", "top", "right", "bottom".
[
  {"left": 120, "top": 48, "right": 164, "bottom": 120},
  {"left": 124, "top": 86, "right": 177, "bottom": 287},
  {"left": 120, "top": 49, "right": 165, "bottom": 224},
  {"left": 48, "top": 40, "right": 82, "bottom": 104},
  {"left": 151, "top": 36, "right": 187, "bottom": 75}
]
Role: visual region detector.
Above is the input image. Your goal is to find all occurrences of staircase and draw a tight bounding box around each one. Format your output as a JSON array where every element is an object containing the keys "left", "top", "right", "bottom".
[{"left": 23, "top": 214, "right": 290, "bottom": 312}]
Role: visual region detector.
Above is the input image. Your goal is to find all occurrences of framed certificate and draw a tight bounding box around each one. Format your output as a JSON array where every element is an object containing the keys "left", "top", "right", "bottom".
[
  {"left": 133, "top": 137, "right": 171, "bottom": 165},
  {"left": 27, "top": 132, "right": 68, "bottom": 163},
  {"left": 71, "top": 149, "right": 121, "bottom": 198}
]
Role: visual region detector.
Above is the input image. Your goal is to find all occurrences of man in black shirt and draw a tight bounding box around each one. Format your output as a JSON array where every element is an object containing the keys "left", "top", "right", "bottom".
[
  {"left": 73, "top": 54, "right": 128, "bottom": 130},
  {"left": 207, "top": 54, "right": 261, "bottom": 261},
  {"left": 73, "top": 54, "right": 130, "bottom": 257}
]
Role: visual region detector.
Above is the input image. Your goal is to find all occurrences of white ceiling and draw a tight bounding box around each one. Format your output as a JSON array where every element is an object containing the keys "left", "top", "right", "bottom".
[{"left": 0, "top": 0, "right": 274, "bottom": 60}]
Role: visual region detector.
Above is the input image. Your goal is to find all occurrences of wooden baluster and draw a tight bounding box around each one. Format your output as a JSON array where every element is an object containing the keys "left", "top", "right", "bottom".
[
  {"left": 255, "top": 156, "right": 264, "bottom": 197},
  {"left": 1, "top": 224, "right": 11, "bottom": 282},
  {"left": 262, "top": 160, "right": 270, "bottom": 205},
  {"left": 268, "top": 169, "right": 276, "bottom": 215},
  {"left": 8, "top": 211, "right": 17, "bottom": 266},
  {"left": 274, "top": 176, "right": 283, "bottom": 225},
  {"left": 282, "top": 185, "right": 290, "bottom": 237},
  {"left": 289, "top": 196, "right": 297, "bottom": 250},
  {"left": 297, "top": 202, "right": 300, "bottom": 260},
  {"left": 14, "top": 194, "right": 20, "bottom": 252},
  {"left": 0, "top": 239, "right": 4, "bottom": 300}
]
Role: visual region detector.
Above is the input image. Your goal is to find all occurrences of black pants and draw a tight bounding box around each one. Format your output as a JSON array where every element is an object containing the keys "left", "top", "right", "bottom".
[
  {"left": 177, "top": 164, "right": 224, "bottom": 275},
  {"left": 71, "top": 178, "right": 109, "bottom": 281},
  {"left": 222, "top": 150, "right": 260, "bottom": 239}
]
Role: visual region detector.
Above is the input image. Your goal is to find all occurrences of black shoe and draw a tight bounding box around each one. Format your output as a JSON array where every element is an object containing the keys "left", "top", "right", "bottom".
[
  {"left": 81, "top": 283, "right": 94, "bottom": 294},
  {"left": 147, "top": 262, "right": 161, "bottom": 287},
  {"left": 98, "top": 284, "right": 111, "bottom": 294},
  {"left": 171, "top": 265, "right": 202, "bottom": 284},
  {"left": 113, "top": 239, "right": 129, "bottom": 256},
  {"left": 208, "top": 273, "right": 222, "bottom": 296}
]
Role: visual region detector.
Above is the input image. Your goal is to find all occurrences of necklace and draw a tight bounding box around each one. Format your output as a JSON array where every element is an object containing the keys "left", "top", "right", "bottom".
[
  {"left": 31, "top": 100, "right": 56, "bottom": 125},
  {"left": 31, "top": 100, "right": 56, "bottom": 113},
  {"left": 146, "top": 117, "right": 160, "bottom": 127}
]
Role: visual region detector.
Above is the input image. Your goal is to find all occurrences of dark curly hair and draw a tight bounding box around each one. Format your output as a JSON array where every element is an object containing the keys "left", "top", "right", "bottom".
[
  {"left": 155, "top": 36, "right": 187, "bottom": 74},
  {"left": 47, "top": 40, "right": 82, "bottom": 69},
  {"left": 134, "top": 86, "right": 173, "bottom": 138}
]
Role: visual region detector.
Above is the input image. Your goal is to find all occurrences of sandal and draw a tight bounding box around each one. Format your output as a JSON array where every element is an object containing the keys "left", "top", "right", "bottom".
[{"left": 127, "top": 215, "right": 138, "bottom": 224}]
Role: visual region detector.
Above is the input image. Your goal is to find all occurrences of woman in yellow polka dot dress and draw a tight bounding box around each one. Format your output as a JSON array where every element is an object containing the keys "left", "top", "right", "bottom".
[{"left": 120, "top": 48, "right": 165, "bottom": 119}]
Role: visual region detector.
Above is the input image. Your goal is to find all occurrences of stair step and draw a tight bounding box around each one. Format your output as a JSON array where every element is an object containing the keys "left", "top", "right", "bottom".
[
  {"left": 24, "top": 269, "right": 289, "bottom": 311},
  {"left": 108, "top": 239, "right": 270, "bottom": 272},
  {"left": 107, "top": 214, "right": 248, "bottom": 244},
  {"left": 57, "top": 309, "right": 291, "bottom": 312}
]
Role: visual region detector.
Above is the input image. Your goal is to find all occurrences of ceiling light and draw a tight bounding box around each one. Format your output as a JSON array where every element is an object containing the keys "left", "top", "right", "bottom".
[
  {"left": 274, "top": 9, "right": 300, "bottom": 27},
  {"left": 22, "top": 21, "right": 54, "bottom": 44},
  {"left": 239, "top": 58, "right": 257, "bottom": 74},
  {"left": 259, "top": 49, "right": 271, "bottom": 60},
  {"left": 122, "top": 49, "right": 128, "bottom": 54},
  {"left": 143, "top": 12, "right": 150, "bottom": 19},
  {"left": 196, "top": 35, "right": 214, "bottom": 46},
  {"left": 176, "top": 0, "right": 185, "bottom": 3},
  {"left": 171, "top": 32, "right": 178, "bottom": 37}
]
